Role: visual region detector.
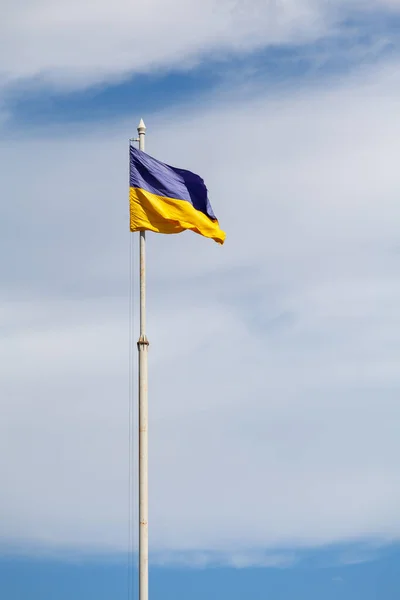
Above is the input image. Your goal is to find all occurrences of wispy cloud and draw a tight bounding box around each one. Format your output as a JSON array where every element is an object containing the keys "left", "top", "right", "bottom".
[
  {"left": 1, "top": 0, "right": 400, "bottom": 95},
  {"left": 152, "top": 550, "right": 296, "bottom": 569}
]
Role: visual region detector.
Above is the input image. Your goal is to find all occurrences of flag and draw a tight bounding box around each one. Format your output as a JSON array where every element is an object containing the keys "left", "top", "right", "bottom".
[{"left": 129, "top": 146, "right": 226, "bottom": 244}]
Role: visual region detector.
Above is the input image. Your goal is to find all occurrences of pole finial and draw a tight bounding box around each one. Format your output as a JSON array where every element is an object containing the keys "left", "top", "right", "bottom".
[{"left": 137, "top": 118, "right": 146, "bottom": 135}]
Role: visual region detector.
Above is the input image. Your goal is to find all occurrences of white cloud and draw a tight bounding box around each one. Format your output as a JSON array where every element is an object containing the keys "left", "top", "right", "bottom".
[
  {"left": 0, "top": 0, "right": 321, "bottom": 89},
  {"left": 1, "top": 60, "right": 400, "bottom": 562},
  {"left": 0, "top": 0, "right": 399, "bottom": 92},
  {"left": 151, "top": 549, "right": 296, "bottom": 569}
]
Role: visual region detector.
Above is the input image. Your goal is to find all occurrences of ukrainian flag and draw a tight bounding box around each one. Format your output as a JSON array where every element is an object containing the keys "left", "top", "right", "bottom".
[{"left": 129, "top": 146, "right": 226, "bottom": 244}]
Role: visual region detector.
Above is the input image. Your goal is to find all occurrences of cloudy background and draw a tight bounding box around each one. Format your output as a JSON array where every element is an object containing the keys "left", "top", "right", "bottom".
[{"left": 1, "top": 0, "right": 400, "bottom": 568}]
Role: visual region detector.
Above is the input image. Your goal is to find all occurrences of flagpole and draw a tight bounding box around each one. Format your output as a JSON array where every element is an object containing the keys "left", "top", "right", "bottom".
[{"left": 137, "top": 118, "right": 149, "bottom": 600}]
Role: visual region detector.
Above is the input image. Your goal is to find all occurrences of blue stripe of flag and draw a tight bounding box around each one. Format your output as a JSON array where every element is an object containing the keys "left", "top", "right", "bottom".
[{"left": 129, "top": 146, "right": 217, "bottom": 221}]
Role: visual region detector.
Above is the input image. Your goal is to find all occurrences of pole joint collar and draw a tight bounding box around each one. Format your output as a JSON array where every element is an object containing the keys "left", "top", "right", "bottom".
[{"left": 137, "top": 335, "right": 149, "bottom": 348}]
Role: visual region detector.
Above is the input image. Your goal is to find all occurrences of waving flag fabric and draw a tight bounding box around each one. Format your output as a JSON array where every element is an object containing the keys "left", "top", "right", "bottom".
[{"left": 129, "top": 146, "right": 225, "bottom": 244}]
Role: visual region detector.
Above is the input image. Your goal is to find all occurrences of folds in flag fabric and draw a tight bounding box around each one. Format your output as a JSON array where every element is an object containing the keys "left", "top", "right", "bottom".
[{"left": 129, "top": 146, "right": 226, "bottom": 244}]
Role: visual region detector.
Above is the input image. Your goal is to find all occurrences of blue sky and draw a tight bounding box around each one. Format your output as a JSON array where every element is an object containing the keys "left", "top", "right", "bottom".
[
  {"left": 1, "top": 0, "right": 400, "bottom": 598},
  {"left": 1, "top": 543, "right": 400, "bottom": 599}
]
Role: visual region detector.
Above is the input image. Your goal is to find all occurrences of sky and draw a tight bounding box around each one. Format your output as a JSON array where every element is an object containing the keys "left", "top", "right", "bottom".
[{"left": 1, "top": 0, "right": 400, "bottom": 598}]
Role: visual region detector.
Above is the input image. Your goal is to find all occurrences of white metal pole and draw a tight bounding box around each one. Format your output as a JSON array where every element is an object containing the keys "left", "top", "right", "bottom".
[{"left": 137, "top": 118, "right": 149, "bottom": 600}]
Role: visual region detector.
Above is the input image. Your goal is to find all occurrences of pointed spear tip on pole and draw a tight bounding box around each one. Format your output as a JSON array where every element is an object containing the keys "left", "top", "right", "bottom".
[{"left": 137, "top": 118, "right": 146, "bottom": 134}]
